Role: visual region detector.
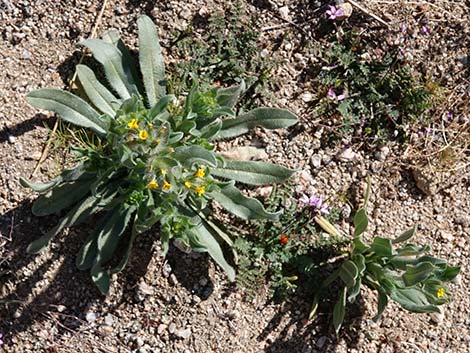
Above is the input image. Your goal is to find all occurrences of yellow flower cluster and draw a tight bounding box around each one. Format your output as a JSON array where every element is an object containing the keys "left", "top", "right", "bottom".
[
  {"left": 195, "top": 168, "right": 205, "bottom": 178},
  {"left": 437, "top": 287, "right": 445, "bottom": 298},
  {"left": 147, "top": 180, "right": 158, "bottom": 189},
  {"left": 127, "top": 118, "right": 139, "bottom": 129}
]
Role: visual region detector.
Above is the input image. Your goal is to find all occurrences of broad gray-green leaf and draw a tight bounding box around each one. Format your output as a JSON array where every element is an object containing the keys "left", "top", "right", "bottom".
[
  {"left": 27, "top": 89, "right": 106, "bottom": 135},
  {"left": 216, "top": 80, "right": 246, "bottom": 108},
  {"left": 396, "top": 244, "right": 430, "bottom": 256},
  {"left": 32, "top": 177, "right": 94, "bottom": 216},
  {"left": 149, "top": 95, "right": 175, "bottom": 120},
  {"left": 216, "top": 107, "right": 298, "bottom": 139},
  {"left": 172, "top": 145, "right": 217, "bottom": 167},
  {"left": 90, "top": 263, "right": 110, "bottom": 295},
  {"left": 347, "top": 278, "right": 361, "bottom": 303},
  {"left": 402, "top": 262, "right": 435, "bottom": 286},
  {"left": 80, "top": 39, "right": 138, "bottom": 99},
  {"left": 138, "top": 15, "right": 166, "bottom": 107},
  {"left": 371, "top": 237, "right": 393, "bottom": 257},
  {"left": 211, "top": 159, "right": 295, "bottom": 185},
  {"left": 353, "top": 254, "right": 366, "bottom": 276},
  {"left": 392, "top": 224, "right": 417, "bottom": 244},
  {"left": 435, "top": 265, "right": 460, "bottom": 282},
  {"left": 333, "top": 287, "right": 347, "bottom": 334},
  {"left": 76, "top": 64, "right": 120, "bottom": 116},
  {"left": 339, "top": 260, "right": 359, "bottom": 288},
  {"left": 20, "top": 178, "right": 60, "bottom": 193},
  {"left": 353, "top": 208, "right": 368, "bottom": 237},
  {"left": 190, "top": 222, "right": 235, "bottom": 281},
  {"left": 27, "top": 194, "right": 99, "bottom": 254},
  {"left": 94, "top": 205, "right": 134, "bottom": 265},
  {"left": 208, "top": 183, "right": 281, "bottom": 221},
  {"left": 389, "top": 287, "right": 440, "bottom": 313}
]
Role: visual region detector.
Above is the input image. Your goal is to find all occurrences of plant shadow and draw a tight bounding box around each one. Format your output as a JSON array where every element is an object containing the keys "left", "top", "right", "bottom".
[{"left": 0, "top": 113, "right": 51, "bottom": 144}]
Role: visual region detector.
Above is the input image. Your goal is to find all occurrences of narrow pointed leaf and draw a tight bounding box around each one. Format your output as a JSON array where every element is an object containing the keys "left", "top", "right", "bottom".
[
  {"left": 211, "top": 159, "right": 295, "bottom": 185},
  {"left": 80, "top": 39, "right": 137, "bottom": 99},
  {"left": 20, "top": 178, "right": 60, "bottom": 193},
  {"left": 216, "top": 108, "right": 298, "bottom": 139},
  {"left": 333, "top": 287, "right": 347, "bottom": 334},
  {"left": 392, "top": 224, "right": 417, "bottom": 244},
  {"left": 76, "top": 64, "right": 120, "bottom": 116},
  {"left": 138, "top": 15, "right": 166, "bottom": 107},
  {"left": 216, "top": 81, "right": 246, "bottom": 108},
  {"left": 372, "top": 290, "right": 389, "bottom": 321},
  {"left": 208, "top": 183, "right": 281, "bottom": 221},
  {"left": 27, "top": 89, "right": 107, "bottom": 135},
  {"left": 27, "top": 194, "right": 99, "bottom": 254},
  {"left": 32, "top": 177, "right": 94, "bottom": 216},
  {"left": 90, "top": 263, "right": 110, "bottom": 294},
  {"left": 190, "top": 222, "right": 235, "bottom": 281}
]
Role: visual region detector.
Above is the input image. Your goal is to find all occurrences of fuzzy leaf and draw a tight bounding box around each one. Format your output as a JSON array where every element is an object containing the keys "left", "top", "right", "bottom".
[
  {"left": 211, "top": 159, "right": 295, "bottom": 185},
  {"left": 172, "top": 145, "right": 217, "bottom": 167},
  {"left": 20, "top": 178, "right": 60, "bottom": 193},
  {"left": 27, "top": 194, "right": 99, "bottom": 254},
  {"left": 208, "top": 183, "right": 281, "bottom": 221},
  {"left": 353, "top": 208, "right": 368, "bottom": 237},
  {"left": 216, "top": 108, "right": 298, "bottom": 139},
  {"left": 371, "top": 237, "right": 393, "bottom": 257},
  {"left": 27, "top": 89, "right": 107, "bottom": 135},
  {"left": 76, "top": 64, "right": 120, "bottom": 116},
  {"left": 402, "top": 262, "right": 435, "bottom": 286},
  {"left": 392, "top": 224, "right": 417, "bottom": 244},
  {"left": 216, "top": 81, "right": 246, "bottom": 108},
  {"left": 372, "top": 290, "right": 389, "bottom": 321},
  {"left": 80, "top": 39, "right": 138, "bottom": 99},
  {"left": 137, "top": 15, "right": 166, "bottom": 107},
  {"left": 333, "top": 287, "right": 347, "bottom": 334},
  {"left": 339, "top": 260, "right": 359, "bottom": 289},
  {"left": 389, "top": 287, "right": 440, "bottom": 313},
  {"left": 32, "top": 177, "right": 94, "bottom": 216}
]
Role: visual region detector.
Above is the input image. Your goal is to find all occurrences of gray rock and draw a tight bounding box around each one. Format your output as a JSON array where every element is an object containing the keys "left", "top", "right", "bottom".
[
  {"left": 104, "top": 314, "right": 114, "bottom": 326},
  {"left": 316, "top": 336, "right": 327, "bottom": 349},
  {"left": 85, "top": 312, "right": 97, "bottom": 323},
  {"left": 310, "top": 154, "right": 322, "bottom": 168},
  {"left": 374, "top": 146, "right": 390, "bottom": 161},
  {"left": 168, "top": 323, "right": 176, "bottom": 334},
  {"left": 278, "top": 6, "right": 290, "bottom": 20},
  {"left": 21, "top": 49, "right": 32, "bottom": 60}
]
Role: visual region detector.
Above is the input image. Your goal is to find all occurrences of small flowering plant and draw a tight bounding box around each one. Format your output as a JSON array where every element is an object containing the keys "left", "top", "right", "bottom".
[
  {"left": 21, "top": 15, "right": 298, "bottom": 294},
  {"left": 309, "top": 181, "right": 460, "bottom": 333},
  {"left": 326, "top": 5, "right": 344, "bottom": 20}
]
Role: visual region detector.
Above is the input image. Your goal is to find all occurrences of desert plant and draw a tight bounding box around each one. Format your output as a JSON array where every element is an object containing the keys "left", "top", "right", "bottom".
[
  {"left": 21, "top": 15, "right": 298, "bottom": 294},
  {"left": 309, "top": 181, "right": 460, "bottom": 333}
]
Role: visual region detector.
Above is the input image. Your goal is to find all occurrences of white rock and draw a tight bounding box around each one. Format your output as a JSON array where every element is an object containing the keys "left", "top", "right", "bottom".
[
  {"left": 310, "top": 154, "right": 322, "bottom": 168},
  {"left": 7, "top": 135, "right": 15, "bottom": 144},
  {"left": 260, "top": 48, "right": 269, "bottom": 58},
  {"left": 104, "top": 314, "right": 114, "bottom": 326},
  {"left": 302, "top": 92, "right": 313, "bottom": 102},
  {"left": 85, "top": 311, "right": 97, "bottom": 323},
  {"left": 337, "top": 147, "right": 357, "bottom": 162},
  {"left": 278, "top": 6, "right": 290, "bottom": 20},
  {"left": 430, "top": 312, "right": 444, "bottom": 325},
  {"left": 175, "top": 328, "right": 192, "bottom": 339}
]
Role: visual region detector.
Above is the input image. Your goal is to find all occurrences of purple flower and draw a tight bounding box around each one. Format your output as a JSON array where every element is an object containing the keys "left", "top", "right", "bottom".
[
  {"left": 326, "top": 5, "right": 344, "bottom": 20},
  {"left": 400, "top": 24, "right": 407, "bottom": 33},
  {"left": 422, "top": 25, "right": 430, "bottom": 35},
  {"left": 0, "top": 333, "right": 3, "bottom": 345},
  {"left": 446, "top": 112, "right": 453, "bottom": 119},
  {"left": 299, "top": 194, "right": 330, "bottom": 214},
  {"left": 327, "top": 88, "right": 346, "bottom": 101}
]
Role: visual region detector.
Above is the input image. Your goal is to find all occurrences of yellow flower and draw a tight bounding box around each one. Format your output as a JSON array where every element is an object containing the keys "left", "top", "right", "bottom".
[
  {"left": 195, "top": 186, "right": 205, "bottom": 196},
  {"left": 148, "top": 165, "right": 154, "bottom": 171},
  {"left": 148, "top": 122, "right": 154, "bottom": 129},
  {"left": 127, "top": 118, "right": 139, "bottom": 129},
  {"left": 162, "top": 180, "right": 172, "bottom": 191},
  {"left": 437, "top": 287, "right": 445, "bottom": 298},
  {"left": 184, "top": 181, "right": 192, "bottom": 188},
  {"left": 147, "top": 180, "right": 158, "bottom": 189},
  {"left": 195, "top": 168, "right": 205, "bottom": 178},
  {"left": 160, "top": 169, "right": 167, "bottom": 175},
  {"left": 139, "top": 130, "right": 148, "bottom": 140}
]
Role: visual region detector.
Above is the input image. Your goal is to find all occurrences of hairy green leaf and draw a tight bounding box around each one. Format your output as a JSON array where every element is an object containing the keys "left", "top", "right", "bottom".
[
  {"left": 402, "top": 262, "right": 435, "bottom": 286},
  {"left": 211, "top": 159, "right": 295, "bottom": 185},
  {"left": 27, "top": 89, "right": 107, "bottom": 135},
  {"left": 76, "top": 64, "right": 120, "bottom": 116},
  {"left": 392, "top": 224, "right": 417, "bottom": 244},
  {"left": 333, "top": 287, "right": 347, "bottom": 334},
  {"left": 208, "top": 183, "right": 281, "bottom": 221},
  {"left": 138, "top": 15, "right": 166, "bottom": 107},
  {"left": 339, "top": 260, "right": 359, "bottom": 288},
  {"left": 353, "top": 208, "right": 368, "bottom": 237},
  {"left": 216, "top": 107, "right": 298, "bottom": 139},
  {"left": 216, "top": 81, "right": 246, "bottom": 108},
  {"left": 371, "top": 237, "right": 393, "bottom": 257},
  {"left": 172, "top": 145, "right": 217, "bottom": 167}
]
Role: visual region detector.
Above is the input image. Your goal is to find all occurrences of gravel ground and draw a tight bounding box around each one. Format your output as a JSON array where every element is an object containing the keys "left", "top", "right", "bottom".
[{"left": 0, "top": 1, "right": 468, "bottom": 352}]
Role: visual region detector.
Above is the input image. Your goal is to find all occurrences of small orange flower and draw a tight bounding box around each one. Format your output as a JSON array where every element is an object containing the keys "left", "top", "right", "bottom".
[{"left": 280, "top": 234, "right": 289, "bottom": 245}]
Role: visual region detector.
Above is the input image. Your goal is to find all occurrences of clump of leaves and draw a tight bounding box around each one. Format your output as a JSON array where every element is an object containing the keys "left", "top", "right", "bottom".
[
  {"left": 168, "top": 2, "right": 274, "bottom": 104},
  {"left": 22, "top": 15, "right": 298, "bottom": 294},
  {"left": 309, "top": 181, "right": 460, "bottom": 333},
  {"left": 311, "top": 30, "right": 432, "bottom": 141}
]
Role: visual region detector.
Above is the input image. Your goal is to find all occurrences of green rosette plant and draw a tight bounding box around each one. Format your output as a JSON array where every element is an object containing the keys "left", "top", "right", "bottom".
[
  {"left": 309, "top": 182, "right": 460, "bottom": 333},
  {"left": 21, "top": 15, "right": 298, "bottom": 294}
]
